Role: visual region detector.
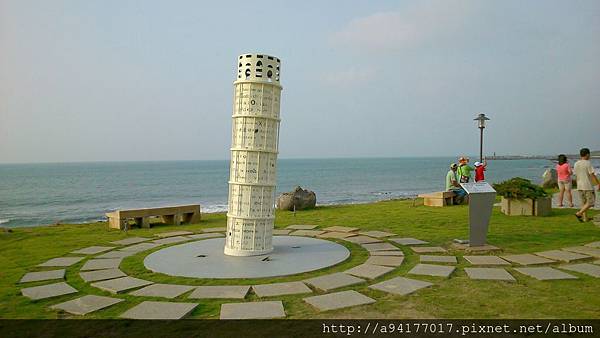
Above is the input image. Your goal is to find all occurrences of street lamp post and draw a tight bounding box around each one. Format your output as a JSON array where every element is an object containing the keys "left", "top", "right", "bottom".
[{"left": 474, "top": 113, "right": 490, "bottom": 163}]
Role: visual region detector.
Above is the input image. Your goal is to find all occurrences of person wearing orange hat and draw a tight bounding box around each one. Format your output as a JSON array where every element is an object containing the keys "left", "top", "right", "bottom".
[{"left": 457, "top": 156, "right": 474, "bottom": 183}]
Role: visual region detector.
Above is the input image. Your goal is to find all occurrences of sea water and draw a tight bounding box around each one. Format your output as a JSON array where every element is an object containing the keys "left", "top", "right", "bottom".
[{"left": 0, "top": 157, "right": 562, "bottom": 227}]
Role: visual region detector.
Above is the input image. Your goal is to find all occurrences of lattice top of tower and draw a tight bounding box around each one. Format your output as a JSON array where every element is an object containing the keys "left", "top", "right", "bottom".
[{"left": 236, "top": 53, "right": 281, "bottom": 85}]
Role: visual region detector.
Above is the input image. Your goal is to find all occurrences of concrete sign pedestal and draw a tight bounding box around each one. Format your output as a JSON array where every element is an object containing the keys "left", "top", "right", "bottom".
[{"left": 460, "top": 182, "right": 496, "bottom": 247}]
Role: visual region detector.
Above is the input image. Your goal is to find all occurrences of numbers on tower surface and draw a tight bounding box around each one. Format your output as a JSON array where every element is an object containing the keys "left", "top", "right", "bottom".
[
  {"left": 232, "top": 118, "right": 278, "bottom": 151},
  {"left": 234, "top": 84, "right": 281, "bottom": 119}
]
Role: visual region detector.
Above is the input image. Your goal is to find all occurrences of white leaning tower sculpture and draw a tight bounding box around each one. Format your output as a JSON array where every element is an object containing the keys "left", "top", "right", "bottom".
[{"left": 224, "top": 53, "right": 282, "bottom": 256}]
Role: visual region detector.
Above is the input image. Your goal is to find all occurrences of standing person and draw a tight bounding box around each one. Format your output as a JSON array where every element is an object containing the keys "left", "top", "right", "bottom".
[
  {"left": 457, "top": 156, "right": 474, "bottom": 183},
  {"left": 574, "top": 148, "right": 599, "bottom": 222},
  {"left": 474, "top": 159, "right": 487, "bottom": 182},
  {"left": 556, "top": 154, "right": 574, "bottom": 208},
  {"left": 446, "top": 163, "right": 467, "bottom": 204}
]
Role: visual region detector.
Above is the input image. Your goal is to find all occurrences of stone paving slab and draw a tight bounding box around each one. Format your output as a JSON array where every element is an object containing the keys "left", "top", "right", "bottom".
[
  {"left": 91, "top": 276, "right": 154, "bottom": 294},
  {"left": 365, "top": 256, "right": 405, "bottom": 267},
  {"left": 559, "top": 263, "right": 600, "bottom": 278},
  {"left": 410, "top": 246, "right": 447, "bottom": 254},
  {"left": 514, "top": 267, "right": 578, "bottom": 280},
  {"left": 252, "top": 281, "right": 312, "bottom": 297},
  {"left": 81, "top": 258, "right": 122, "bottom": 271},
  {"left": 187, "top": 233, "right": 225, "bottom": 240},
  {"left": 79, "top": 269, "right": 126, "bottom": 282},
  {"left": 129, "top": 283, "right": 196, "bottom": 299},
  {"left": 38, "top": 256, "right": 84, "bottom": 267},
  {"left": 317, "top": 231, "right": 357, "bottom": 239},
  {"left": 95, "top": 250, "right": 138, "bottom": 259},
  {"left": 153, "top": 236, "right": 191, "bottom": 245},
  {"left": 21, "top": 282, "right": 78, "bottom": 300},
  {"left": 534, "top": 250, "right": 591, "bottom": 262},
  {"left": 344, "top": 236, "right": 383, "bottom": 244},
  {"left": 322, "top": 226, "right": 359, "bottom": 233},
  {"left": 369, "top": 276, "right": 433, "bottom": 296},
  {"left": 345, "top": 264, "right": 394, "bottom": 279},
  {"left": 303, "top": 273, "right": 366, "bottom": 292},
  {"left": 359, "top": 230, "right": 396, "bottom": 238},
  {"left": 110, "top": 237, "right": 152, "bottom": 246},
  {"left": 201, "top": 227, "right": 227, "bottom": 233},
  {"left": 155, "top": 231, "right": 194, "bottom": 238},
  {"left": 464, "top": 268, "right": 516, "bottom": 281},
  {"left": 369, "top": 250, "right": 404, "bottom": 256},
  {"left": 289, "top": 230, "right": 325, "bottom": 237},
  {"left": 120, "top": 301, "right": 198, "bottom": 319},
  {"left": 420, "top": 255, "right": 457, "bottom": 264},
  {"left": 586, "top": 241, "right": 600, "bottom": 248},
  {"left": 360, "top": 242, "right": 398, "bottom": 252},
  {"left": 408, "top": 264, "right": 455, "bottom": 278},
  {"left": 272, "top": 229, "right": 292, "bottom": 235},
  {"left": 595, "top": 260, "right": 600, "bottom": 265},
  {"left": 286, "top": 224, "right": 319, "bottom": 230},
  {"left": 188, "top": 286, "right": 250, "bottom": 299},
  {"left": 390, "top": 237, "right": 429, "bottom": 245},
  {"left": 220, "top": 301, "right": 285, "bottom": 319},
  {"left": 463, "top": 255, "right": 511, "bottom": 266},
  {"left": 563, "top": 246, "right": 600, "bottom": 258},
  {"left": 51, "top": 295, "right": 124, "bottom": 315},
  {"left": 19, "top": 269, "right": 65, "bottom": 283},
  {"left": 303, "top": 290, "right": 375, "bottom": 312},
  {"left": 501, "top": 254, "right": 555, "bottom": 265},
  {"left": 71, "top": 246, "right": 115, "bottom": 255},
  {"left": 119, "top": 242, "right": 161, "bottom": 253}
]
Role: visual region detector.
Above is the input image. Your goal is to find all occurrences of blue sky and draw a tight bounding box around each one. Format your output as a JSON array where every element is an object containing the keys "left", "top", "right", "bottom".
[{"left": 1, "top": 0, "right": 599, "bottom": 163}]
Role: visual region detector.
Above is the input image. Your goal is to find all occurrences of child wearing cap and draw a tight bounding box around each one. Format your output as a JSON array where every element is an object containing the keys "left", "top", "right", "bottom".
[{"left": 474, "top": 159, "right": 487, "bottom": 182}]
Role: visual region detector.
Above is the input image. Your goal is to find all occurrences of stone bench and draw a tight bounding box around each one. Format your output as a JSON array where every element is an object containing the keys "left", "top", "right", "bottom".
[
  {"left": 418, "top": 191, "right": 456, "bottom": 207},
  {"left": 106, "top": 205, "right": 201, "bottom": 230}
]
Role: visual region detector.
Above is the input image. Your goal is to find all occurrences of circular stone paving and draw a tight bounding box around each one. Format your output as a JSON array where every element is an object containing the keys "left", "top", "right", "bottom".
[{"left": 143, "top": 236, "right": 350, "bottom": 278}]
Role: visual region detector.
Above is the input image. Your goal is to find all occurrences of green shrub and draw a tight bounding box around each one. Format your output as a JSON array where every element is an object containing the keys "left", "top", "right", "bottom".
[{"left": 493, "top": 177, "right": 549, "bottom": 200}]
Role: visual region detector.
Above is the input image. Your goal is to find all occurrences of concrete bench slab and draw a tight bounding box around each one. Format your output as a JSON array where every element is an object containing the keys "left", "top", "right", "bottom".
[
  {"left": 344, "top": 236, "right": 382, "bottom": 244},
  {"left": 563, "top": 246, "right": 600, "bottom": 258},
  {"left": 559, "top": 263, "right": 600, "bottom": 278},
  {"left": 322, "top": 226, "right": 359, "bottom": 233},
  {"left": 187, "top": 233, "right": 225, "bottom": 240},
  {"left": 153, "top": 236, "right": 191, "bottom": 245},
  {"left": 21, "top": 282, "right": 77, "bottom": 300},
  {"left": 289, "top": 230, "right": 325, "bottom": 237},
  {"left": 119, "top": 242, "right": 161, "bottom": 253},
  {"left": 220, "top": 301, "right": 285, "bottom": 319},
  {"left": 463, "top": 255, "right": 511, "bottom": 266},
  {"left": 361, "top": 242, "right": 398, "bottom": 252},
  {"left": 534, "top": 250, "right": 590, "bottom": 262},
  {"left": 303, "top": 290, "right": 375, "bottom": 312},
  {"left": 365, "top": 256, "right": 405, "bottom": 267},
  {"left": 188, "top": 286, "right": 250, "bottom": 299},
  {"left": 390, "top": 237, "right": 429, "bottom": 245},
  {"left": 408, "top": 264, "right": 455, "bottom": 278},
  {"left": 19, "top": 269, "right": 65, "bottom": 283},
  {"left": 95, "top": 250, "right": 137, "bottom": 259},
  {"left": 514, "top": 267, "right": 578, "bottom": 280},
  {"left": 464, "top": 268, "right": 516, "bottom": 281},
  {"left": 38, "top": 256, "right": 84, "bottom": 267},
  {"left": 129, "top": 283, "right": 195, "bottom": 299},
  {"left": 410, "top": 246, "right": 447, "bottom": 254},
  {"left": 155, "top": 231, "right": 194, "bottom": 238},
  {"left": 201, "top": 227, "right": 227, "bottom": 233},
  {"left": 501, "top": 254, "right": 555, "bottom": 265},
  {"left": 585, "top": 241, "right": 600, "bottom": 248},
  {"left": 81, "top": 258, "right": 122, "bottom": 271},
  {"left": 345, "top": 264, "right": 394, "bottom": 279},
  {"left": 51, "top": 295, "right": 124, "bottom": 315},
  {"left": 79, "top": 269, "right": 126, "bottom": 283},
  {"left": 359, "top": 231, "right": 396, "bottom": 238},
  {"left": 317, "top": 231, "right": 357, "bottom": 239},
  {"left": 303, "top": 273, "right": 366, "bottom": 292},
  {"left": 272, "top": 229, "right": 292, "bottom": 235},
  {"left": 369, "top": 276, "right": 433, "bottom": 296},
  {"left": 120, "top": 301, "right": 198, "bottom": 319},
  {"left": 419, "top": 255, "right": 457, "bottom": 264},
  {"left": 110, "top": 237, "right": 152, "bottom": 246},
  {"left": 71, "top": 246, "right": 115, "bottom": 255},
  {"left": 252, "top": 281, "right": 312, "bottom": 297},
  {"left": 91, "top": 276, "right": 154, "bottom": 294},
  {"left": 286, "top": 224, "right": 319, "bottom": 230},
  {"left": 369, "top": 250, "right": 404, "bottom": 256}
]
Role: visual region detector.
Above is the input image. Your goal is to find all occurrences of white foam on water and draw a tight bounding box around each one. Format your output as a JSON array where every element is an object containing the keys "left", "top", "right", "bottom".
[{"left": 0, "top": 219, "right": 9, "bottom": 225}]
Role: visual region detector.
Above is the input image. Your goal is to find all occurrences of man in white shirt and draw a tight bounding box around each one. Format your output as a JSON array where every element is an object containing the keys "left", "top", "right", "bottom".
[{"left": 574, "top": 148, "right": 599, "bottom": 222}]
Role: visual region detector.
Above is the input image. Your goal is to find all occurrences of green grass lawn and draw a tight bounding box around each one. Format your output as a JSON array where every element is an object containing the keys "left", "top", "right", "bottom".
[{"left": 1, "top": 199, "right": 599, "bottom": 319}]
